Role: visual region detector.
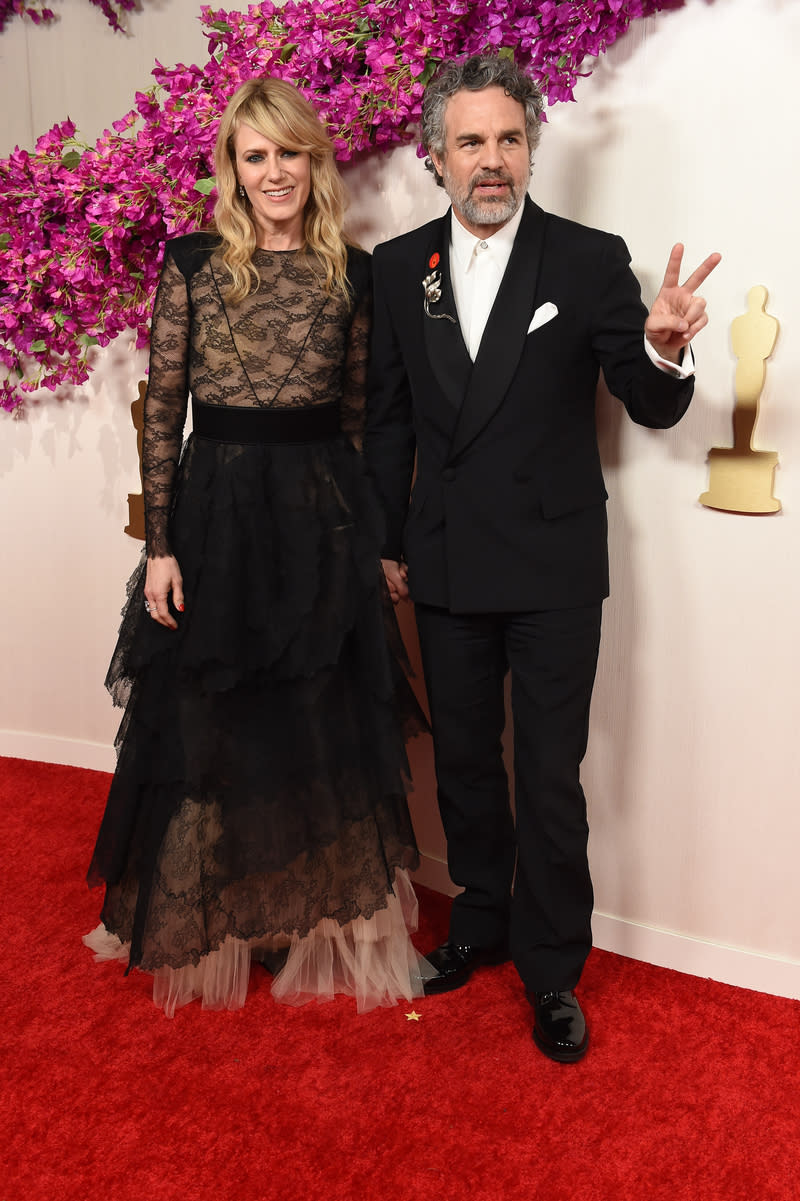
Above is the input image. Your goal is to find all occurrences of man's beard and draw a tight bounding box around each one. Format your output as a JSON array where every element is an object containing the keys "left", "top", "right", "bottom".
[{"left": 442, "top": 165, "right": 529, "bottom": 228}]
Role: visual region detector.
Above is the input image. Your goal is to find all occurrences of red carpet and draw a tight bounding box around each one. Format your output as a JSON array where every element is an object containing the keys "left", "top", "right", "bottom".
[{"left": 2, "top": 755, "right": 798, "bottom": 1200}]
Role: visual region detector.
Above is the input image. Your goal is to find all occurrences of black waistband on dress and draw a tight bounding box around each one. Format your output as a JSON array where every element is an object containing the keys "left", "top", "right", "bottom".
[{"left": 191, "top": 401, "right": 341, "bottom": 444}]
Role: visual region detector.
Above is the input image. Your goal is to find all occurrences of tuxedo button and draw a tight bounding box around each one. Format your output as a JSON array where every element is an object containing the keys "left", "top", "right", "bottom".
[{"left": 442, "top": 468, "right": 456, "bottom": 482}]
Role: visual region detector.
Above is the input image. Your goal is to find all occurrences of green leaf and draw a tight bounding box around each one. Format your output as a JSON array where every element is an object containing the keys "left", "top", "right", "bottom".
[
  {"left": 418, "top": 59, "right": 439, "bottom": 87},
  {"left": 30, "top": 340, "right": 48, "bottom": 353},
  {"left": 88, "top": 224, "right": 107, "bottom": 243},
  {"left": 0, "top": 233, "right": 10, "bottom": 251},
  {"left": 498, "top": 46, "right": 515, "bottom": 61},
  {"left": 279, "top": 42, "right": 297, "bottom": 63},
  {"left": 53, "top": 311, "right": 66, "bottom": 327},
  {"left": 209, "top": 21, "right": 231, "bottom": 33},
  {"left": 193, "top": 177, "right": 217, "bottom": 195},
  {"left": 79, "top": 335, "right": 99, "bottom": 348},
  {"left": 61, "top": 149, "right": 82, "bottom": 170}
]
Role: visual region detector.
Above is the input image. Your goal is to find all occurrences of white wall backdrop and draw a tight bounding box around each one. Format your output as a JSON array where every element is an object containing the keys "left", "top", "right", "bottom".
[{"left": 1, "top": 0, "right": 798, "bottom": 997}]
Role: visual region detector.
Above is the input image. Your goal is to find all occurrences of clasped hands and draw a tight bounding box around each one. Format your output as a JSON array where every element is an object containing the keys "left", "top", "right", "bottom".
[{"left": 382, "top": 558, "right": 409, "bottom": 604}]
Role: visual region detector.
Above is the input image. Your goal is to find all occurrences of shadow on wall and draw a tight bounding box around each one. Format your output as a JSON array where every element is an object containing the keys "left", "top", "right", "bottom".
[
  {"left": 392, "top": 599, "right": 451, "bottom": 891},
  {"left": 589, "top": 371, "right": 704, "bottom": 927},
  {"left": 588, "top": 378, "right": 644, "bottom": 918}
]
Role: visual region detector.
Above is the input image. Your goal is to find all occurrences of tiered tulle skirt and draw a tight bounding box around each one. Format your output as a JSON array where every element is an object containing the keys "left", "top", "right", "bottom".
[{"left": 86, "top": 424, "right": 429, "bottom": 1014}]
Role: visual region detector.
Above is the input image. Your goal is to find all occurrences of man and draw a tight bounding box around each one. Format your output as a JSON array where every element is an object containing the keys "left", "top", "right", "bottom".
[{"left": 365, "top": 54, "right": 719, "bottom": 1062}]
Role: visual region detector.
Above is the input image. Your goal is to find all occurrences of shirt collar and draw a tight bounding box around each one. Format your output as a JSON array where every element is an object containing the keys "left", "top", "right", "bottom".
[{"left": 449, "top": 201, "right": 525, "bottom": 273}]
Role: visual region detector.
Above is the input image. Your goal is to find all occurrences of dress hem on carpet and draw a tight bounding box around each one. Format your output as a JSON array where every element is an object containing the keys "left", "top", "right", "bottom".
[{"left": 84, "top": 868, "right": 433, "bottom": 1016}]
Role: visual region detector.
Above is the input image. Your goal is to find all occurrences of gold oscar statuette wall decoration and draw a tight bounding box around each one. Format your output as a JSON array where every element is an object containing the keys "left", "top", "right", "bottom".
[
  {"left": 124, "top": 380, "right": 147, "bottom": 541},
  {"left": 700, "top": 285, "right": 780, "bottom": 514}
]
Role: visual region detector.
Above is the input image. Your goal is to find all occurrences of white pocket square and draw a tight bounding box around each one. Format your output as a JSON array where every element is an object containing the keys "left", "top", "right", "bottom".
[{"left": 527, "top": 302, "right": 559, "bottom": 334}]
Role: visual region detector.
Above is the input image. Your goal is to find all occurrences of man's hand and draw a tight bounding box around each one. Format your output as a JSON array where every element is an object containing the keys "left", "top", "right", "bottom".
[
  {"left": 645, "top": 244, "right": 722, "bottom": 364},
  {"left": 381, "top": 558, "right": 409, "bottom": 604},
  {"left": 144, "top": 554, "right": 184, "bottom": 629}
]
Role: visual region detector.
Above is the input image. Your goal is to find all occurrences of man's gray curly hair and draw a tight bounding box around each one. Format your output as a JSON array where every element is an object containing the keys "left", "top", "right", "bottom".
[{"left": 421, "top": 54, "right": 545, "bottom": 187}]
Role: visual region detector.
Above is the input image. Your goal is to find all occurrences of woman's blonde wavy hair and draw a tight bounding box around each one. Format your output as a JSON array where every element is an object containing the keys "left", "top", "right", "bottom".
[{"left": 213, "top": 76, "right": 350, "bottom": 305}]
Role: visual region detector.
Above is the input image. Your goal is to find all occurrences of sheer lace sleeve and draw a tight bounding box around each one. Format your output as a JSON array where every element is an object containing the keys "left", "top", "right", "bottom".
[
  {"left": 339, "top": 253, "right": 372, "bottom": 453},
  {"left": 143, "top": 247, "right": 190, "bottom": 558}
]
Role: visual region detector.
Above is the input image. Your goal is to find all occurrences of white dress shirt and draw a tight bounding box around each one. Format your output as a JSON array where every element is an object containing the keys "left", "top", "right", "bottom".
[
  {"left": 449, "top": 203, "right": 524, "bottom": 360},
  {"left": 446, "top": 206, "right": 694, "bottom": 377}
]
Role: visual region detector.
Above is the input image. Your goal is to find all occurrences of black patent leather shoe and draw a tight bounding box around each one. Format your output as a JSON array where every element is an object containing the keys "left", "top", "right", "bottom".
[
  {"left": 423, "top": 941, "right": 510, "bottom": 995},
  {"left": 530, "top": 990, "right": 589, "bottom": 1063}
]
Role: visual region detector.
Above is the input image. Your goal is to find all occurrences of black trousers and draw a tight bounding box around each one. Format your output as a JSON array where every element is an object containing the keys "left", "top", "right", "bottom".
[{"left": 414, "top": 602, "right": 603, "bottom": 992}]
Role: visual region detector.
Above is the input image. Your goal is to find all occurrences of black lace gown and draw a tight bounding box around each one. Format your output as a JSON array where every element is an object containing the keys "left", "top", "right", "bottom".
[{"left": 85, "top": 234, "right": 429, "bottom": 1015}]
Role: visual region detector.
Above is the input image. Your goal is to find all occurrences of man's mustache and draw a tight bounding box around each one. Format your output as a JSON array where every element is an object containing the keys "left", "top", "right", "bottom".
[{"left": 469, "top": 170, "right": 515, "bottom": 195}]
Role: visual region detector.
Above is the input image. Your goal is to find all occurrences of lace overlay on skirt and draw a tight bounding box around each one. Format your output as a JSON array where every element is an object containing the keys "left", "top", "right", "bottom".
[
  {"left": 98, "top": 801, "right": 419, "bottom": 971},
  {"left": 84, "top": 870, "right": 431, "bottom": 1017}
]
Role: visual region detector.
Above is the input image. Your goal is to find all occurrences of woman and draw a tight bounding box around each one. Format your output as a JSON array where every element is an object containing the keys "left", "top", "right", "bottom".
[{"left": 85, "top": 77, "right": 429, "bottom": 1016}]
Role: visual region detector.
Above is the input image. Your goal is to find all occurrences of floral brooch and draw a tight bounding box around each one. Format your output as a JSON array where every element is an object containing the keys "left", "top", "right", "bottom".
[{"left": 422, "top": 252, "right": 456, "bottom": 323}]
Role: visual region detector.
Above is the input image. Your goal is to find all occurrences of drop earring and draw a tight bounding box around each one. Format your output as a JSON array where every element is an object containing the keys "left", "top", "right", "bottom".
[{"left": 238, "top": 184, "right": 245, "bottom": 198}]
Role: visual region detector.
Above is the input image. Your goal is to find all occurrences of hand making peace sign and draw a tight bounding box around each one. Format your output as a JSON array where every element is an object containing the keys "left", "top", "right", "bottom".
[{"left": 645, "top": 243, "right": 722, "bottom": 364}]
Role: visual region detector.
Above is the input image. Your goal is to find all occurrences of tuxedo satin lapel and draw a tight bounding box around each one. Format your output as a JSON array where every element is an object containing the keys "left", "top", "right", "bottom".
[
  {"left": 449, "top": 200, "right": 548, "bottom": 461},
  {"left": 421, "top": 213, "right": 472, "bottom": 415}
]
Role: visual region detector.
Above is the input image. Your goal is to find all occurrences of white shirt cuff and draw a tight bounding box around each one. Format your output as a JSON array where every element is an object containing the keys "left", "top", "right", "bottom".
[{"left": 644, "top": 335, "right": 695, "bottom": 379}]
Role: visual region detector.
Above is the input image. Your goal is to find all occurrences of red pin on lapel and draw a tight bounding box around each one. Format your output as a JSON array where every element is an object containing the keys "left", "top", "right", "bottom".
[{"left": 429, "top": 252, "right": 440, "bottom": 270}]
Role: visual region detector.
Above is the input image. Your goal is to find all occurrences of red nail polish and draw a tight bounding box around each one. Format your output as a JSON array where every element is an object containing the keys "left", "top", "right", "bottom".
[{"left": 178, "top": 603, "right": 185, "bottom": 612}]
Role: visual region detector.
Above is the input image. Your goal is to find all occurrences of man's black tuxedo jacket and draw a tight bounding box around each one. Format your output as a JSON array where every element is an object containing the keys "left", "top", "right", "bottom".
[{"left": 365, "top": 198, "right": 694, "bottom": 614}]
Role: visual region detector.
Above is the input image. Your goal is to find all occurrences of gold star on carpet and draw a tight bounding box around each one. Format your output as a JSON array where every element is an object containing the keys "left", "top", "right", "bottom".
[{"left": 405, "top": 1010, "right": 421, "bottom": 1022}]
